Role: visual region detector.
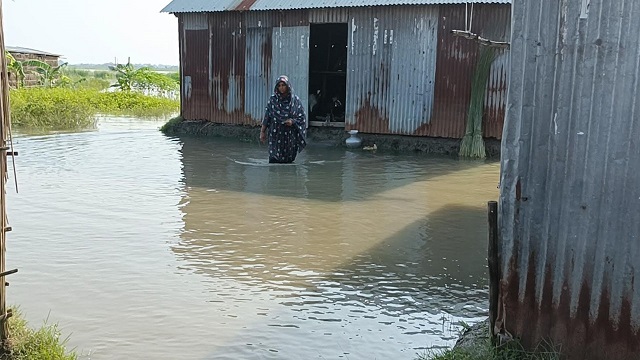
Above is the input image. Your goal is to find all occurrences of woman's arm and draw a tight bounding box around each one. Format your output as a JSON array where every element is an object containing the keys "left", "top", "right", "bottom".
[
  {"left": 293, "top": 96, "right": 306, "bottom": 126},
  {"left": 261, "top": 102, "right": 271, "bottom": 143}
]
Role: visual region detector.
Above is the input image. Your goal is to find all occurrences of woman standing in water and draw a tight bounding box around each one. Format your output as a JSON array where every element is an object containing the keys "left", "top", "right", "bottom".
[{"left": 259, "top": 75, "right": 307, "bottom": 163}]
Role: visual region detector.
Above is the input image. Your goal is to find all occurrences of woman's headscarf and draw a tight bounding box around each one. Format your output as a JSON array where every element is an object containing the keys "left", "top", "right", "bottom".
[{"left": 267, "top": 75, "right": 302, "bottom": 125}]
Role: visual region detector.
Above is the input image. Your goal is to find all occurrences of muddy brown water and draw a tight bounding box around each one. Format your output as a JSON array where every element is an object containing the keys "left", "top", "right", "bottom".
[{"left": 6, "top": 117, "right": 499, "bottom": 359}]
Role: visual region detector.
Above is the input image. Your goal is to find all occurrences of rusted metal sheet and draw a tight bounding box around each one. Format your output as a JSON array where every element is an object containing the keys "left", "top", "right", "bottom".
[
  {"left": 252, "top": 0, "right": 511, "bottom": 10},
  {"left": 209, "top": 12, "right": 253, "bottom": 124},
  {"left": 180, "top": 14, "right": 211, "bottom": 120},
  {"left": 162, "top": 0, "right": 511, "bottom": 13},
  {"left": 345, "top": 5, "right": 439, "bottom": 135},
  {"left": 234, "top": 0, "right": 259, "bottom": 11},
  {"left": 425, "top": 4, "right": 509, "bottom": 139},
  {"left": 498, "top": 1, "right": 640, "bottom": 359},
  {"left": 244, "top": 10, "right": 309, "bottom": 28}
]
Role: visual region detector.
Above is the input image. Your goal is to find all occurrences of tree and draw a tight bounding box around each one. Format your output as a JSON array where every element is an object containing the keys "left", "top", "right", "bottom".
[
  {"left": 109, "top": 58, "right": 179, "bottom": 97},
  {"left": 109, "top": 58, "right": 147, "bottom": 92}
]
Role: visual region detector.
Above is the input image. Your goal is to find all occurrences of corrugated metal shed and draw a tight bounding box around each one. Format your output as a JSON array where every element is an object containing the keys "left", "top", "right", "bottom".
[
  {"left": 176, "top": 4, "right": 509, "bottom": 139},
  {"left": 162, "top": 0, "right": 510, "bottom": 13},
  {"left": 498, "top": 0, "right": 640, "bottom": 359}
]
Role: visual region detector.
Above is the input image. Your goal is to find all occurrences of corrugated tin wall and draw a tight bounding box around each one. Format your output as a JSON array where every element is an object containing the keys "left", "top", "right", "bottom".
[
  {"left": 181, "top": 13, "right": 211, "bottom": 120},
  {"left": 345, "top": 6, "right": 439, "bottom": 135},
  {"left": 483, "top": 5, "right": 510, "bottom": 139},
  {"left": 309, "top": 8, "right": 350, "bottom": 23},
  {"left": 245, "top": 26, "right": 272, "bottom": 122},
  {"left": 178, "top": 5, "right": 510, "bottom": 139},
  {"left": 271, "top": 26, "right": 310, "bottom": 123},
  {"left": 209, "top": 12, "right": 250, "bottom": 124},
  {"left": 425, "top": 4, "right": 510, "bottom": 138},
  {"left": 498, "top": 0, "right": 640, "bottom": 359},
  {"left": 243, "top": 11, "right": 309, "bottom": 123}
]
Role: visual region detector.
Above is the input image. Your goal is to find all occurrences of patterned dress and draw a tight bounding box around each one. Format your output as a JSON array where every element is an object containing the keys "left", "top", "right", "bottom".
[{"left": 262, "top": 76, "right": 307, "bottom": 163}]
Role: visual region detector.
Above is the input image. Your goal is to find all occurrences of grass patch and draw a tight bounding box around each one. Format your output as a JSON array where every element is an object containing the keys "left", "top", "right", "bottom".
[
  {"left": 159, "top": 115, "right": 184, "bottom": 134},
  {"left": 417, "top": 339, "right": 561, "bottom": 360},
  {"left": 3, "top": 307, "right": 76, "bottom": 360},
  {"left": 10, "top": 88, "right": 179, "bottom": 130}
]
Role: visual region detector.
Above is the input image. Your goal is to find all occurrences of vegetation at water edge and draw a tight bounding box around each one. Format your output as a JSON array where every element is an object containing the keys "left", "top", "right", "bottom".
[
  {"left": 10, "top": 88, "right": 179, "bottom": 130},
  {"left": 7, "top": 53, "right": 180, "bottom": 130},
  {"left": 2, "top": 307, "right": 77, "bottom": 360}
]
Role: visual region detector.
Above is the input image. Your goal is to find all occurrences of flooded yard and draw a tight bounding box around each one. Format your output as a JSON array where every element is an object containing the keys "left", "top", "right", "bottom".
[{"left": 6, "top": 117, "right": 499, "bottom": 359}]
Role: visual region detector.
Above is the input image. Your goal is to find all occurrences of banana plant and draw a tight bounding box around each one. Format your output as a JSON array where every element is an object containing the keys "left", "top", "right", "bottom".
[
  {"left": 109, "top": 58, "right": 149, "bottom": 92},
  {"left": 6, "top": 51, "right": 26, "bottom": 88},
  {"left": 21, "top": 59, "right": 68, "bottom": 87}
]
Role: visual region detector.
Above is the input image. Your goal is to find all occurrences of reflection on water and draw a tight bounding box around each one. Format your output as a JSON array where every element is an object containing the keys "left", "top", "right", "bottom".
[{"left": 6, "top": 118, "right": 499, "bottom": 360}]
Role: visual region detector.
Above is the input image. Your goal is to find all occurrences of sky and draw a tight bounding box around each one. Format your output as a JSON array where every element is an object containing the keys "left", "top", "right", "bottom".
[{"left": 5, "top": 0, "right": 179, "bottom": 65}]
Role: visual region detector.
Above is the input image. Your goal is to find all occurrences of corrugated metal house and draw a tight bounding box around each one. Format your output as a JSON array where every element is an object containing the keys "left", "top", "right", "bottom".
[
  {"left": 162, "top": 0, "right": 511, "bottom": 139},
  {"left": 6, "top": 46, "right": 62, "bottom": 88},
  {"left": 498, "top": 0, "right": 640, "bottom": 359}
]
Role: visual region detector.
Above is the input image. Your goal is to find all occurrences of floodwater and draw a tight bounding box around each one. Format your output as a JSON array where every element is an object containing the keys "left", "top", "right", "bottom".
[{"left": 6, "top": 117, "right": 499, "bottom": 360}]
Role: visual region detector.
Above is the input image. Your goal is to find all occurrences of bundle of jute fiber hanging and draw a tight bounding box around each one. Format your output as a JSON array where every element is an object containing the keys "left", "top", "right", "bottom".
[{"left": 459, "top": 46, "right": 496, "bottom": 159}]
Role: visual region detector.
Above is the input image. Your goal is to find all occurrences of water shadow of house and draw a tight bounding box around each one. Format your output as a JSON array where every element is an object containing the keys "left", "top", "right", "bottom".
[{"left": 172, "top": 179, "right": 491, "bottom": 319}]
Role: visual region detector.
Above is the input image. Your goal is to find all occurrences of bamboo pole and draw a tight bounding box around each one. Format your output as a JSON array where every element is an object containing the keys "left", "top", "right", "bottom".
[
  {"left": 0, "top": 0, "right": 10, "bottom": 344},
  {"left": 487, "top": 201, "right": 499, "bottom": 341}
]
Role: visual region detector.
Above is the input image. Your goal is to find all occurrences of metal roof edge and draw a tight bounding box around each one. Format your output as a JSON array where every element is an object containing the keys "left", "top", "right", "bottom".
[{"left": 161, "top": 0, "right": 511, "bottom": 13}]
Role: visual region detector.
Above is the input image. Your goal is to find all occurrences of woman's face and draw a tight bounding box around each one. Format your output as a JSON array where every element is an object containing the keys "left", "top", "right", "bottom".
[{"left": 277, "top": 82, "right": 288, "bottom": 94}]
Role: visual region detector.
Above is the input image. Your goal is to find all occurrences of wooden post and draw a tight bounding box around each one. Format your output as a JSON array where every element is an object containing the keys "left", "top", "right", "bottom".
[
  {"left": 0, "top": 0, "right": 10, "bottom": 344},
  {"left": 487, "top": 201, "right": 499, "bottom": 341}
]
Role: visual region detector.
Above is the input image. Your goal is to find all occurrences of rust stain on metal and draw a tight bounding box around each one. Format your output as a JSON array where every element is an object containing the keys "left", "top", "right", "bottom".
[
  {"left": 210, "top": 13, "right": 247, "bottom": 124},
  {"left": 234, "top": 0, "right": 258, "bottom": 11},
  {"left": 429, "top": 5, "right": 476, "bottom": 138},
  {"left": 500, "top": 249, "right": 640, "bottom": 359},
  {"left": 181, "top": 15, "right": 211, "bottom": 121},
  {"left": 352, "top": 96, "right": 390, "bottom": 134},
  {"left": 426, "top": 4, "right": 508, "bottom": 139},
  {"left": 261, "top": 32, "right": 272, "bottom": 77},
  {"left": 211, "top": 108, "right": 256, "bottom": 125}
]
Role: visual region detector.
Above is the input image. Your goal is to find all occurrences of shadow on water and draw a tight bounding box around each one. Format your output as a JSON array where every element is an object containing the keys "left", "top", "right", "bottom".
[
  {"left": 176, "top": 135, "right": 496, "bottom": 203},
  {"left": 170, "top": 135, "right": 498, "bottom": 356},
  {"left": 173, "top": 202, "right": 490, "bottom": 317}
]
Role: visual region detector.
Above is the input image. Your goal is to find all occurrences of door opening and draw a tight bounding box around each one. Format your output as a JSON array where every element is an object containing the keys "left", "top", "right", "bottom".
[{"left": 308, "top": 23, "right": 348, "bottom": 127}]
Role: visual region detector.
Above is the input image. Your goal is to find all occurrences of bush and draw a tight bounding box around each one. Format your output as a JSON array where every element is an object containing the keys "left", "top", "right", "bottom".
[
  {"left": 9, "top": 88, "right": 95, "bottom": 130},
  {"left": 92, "top": 91, "right": 179, "bottom": 117},
  {"left": 9, "top": 88, "right": 180, "bottom": 130}
]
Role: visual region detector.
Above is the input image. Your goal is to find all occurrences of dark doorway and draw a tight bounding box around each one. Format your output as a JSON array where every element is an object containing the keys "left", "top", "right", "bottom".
[{"left": 309, "top": 23, "right": 348, "bottom": 126}]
